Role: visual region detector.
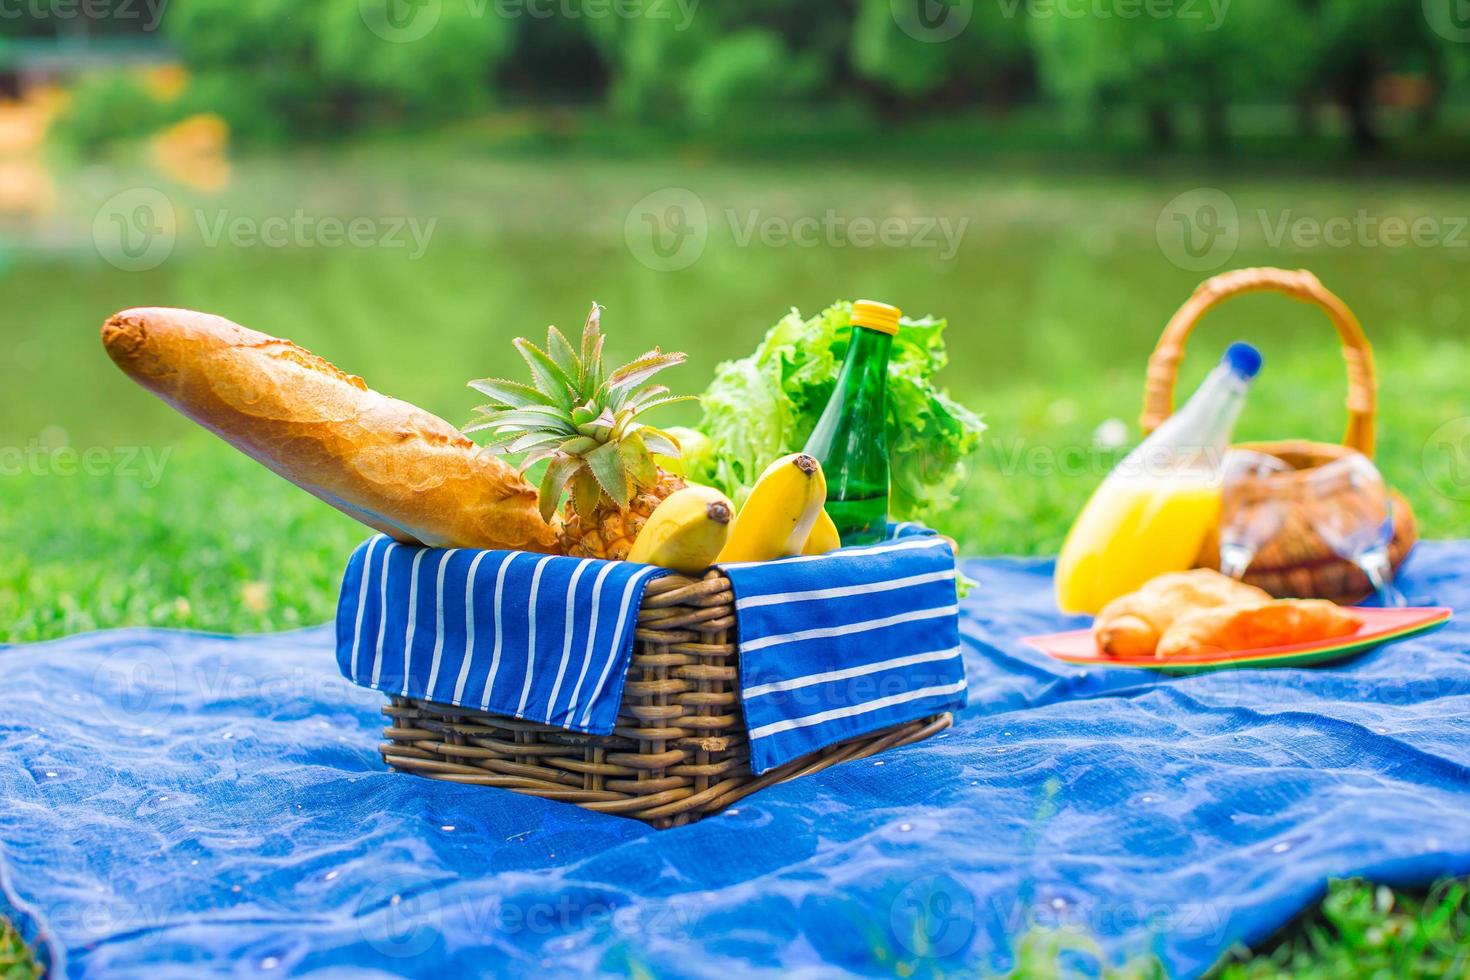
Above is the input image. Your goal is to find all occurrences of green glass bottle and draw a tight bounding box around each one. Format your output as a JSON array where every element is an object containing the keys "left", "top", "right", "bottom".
[{"left": 803, "top": 300, "right": 900, "bottom": 545}]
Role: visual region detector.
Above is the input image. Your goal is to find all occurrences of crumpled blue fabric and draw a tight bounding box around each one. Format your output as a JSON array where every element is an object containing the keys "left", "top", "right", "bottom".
[{"left": 2, "top": 543, "right": 1468, "bottom": 978}]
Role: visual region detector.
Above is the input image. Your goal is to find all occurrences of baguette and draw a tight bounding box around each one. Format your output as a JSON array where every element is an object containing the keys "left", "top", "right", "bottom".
[{"left": 102, "top": 307, "right": 559, "bottom": 553}]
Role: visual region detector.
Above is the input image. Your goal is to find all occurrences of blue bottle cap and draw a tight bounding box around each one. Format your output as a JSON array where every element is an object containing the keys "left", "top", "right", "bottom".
[{"left": 1222, "top": 341, "right": 1262, "bottom": 380}]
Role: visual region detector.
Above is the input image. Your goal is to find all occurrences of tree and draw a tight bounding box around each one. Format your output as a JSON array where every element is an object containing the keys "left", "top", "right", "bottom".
[
  {"left": 1027, "top": 3, "right": 1310, "bottom": 152},
  {"left": 164, "top": 0, "right": 514, "bottom": 141},
  {"left": 849, "top": 0, "right": 1033, "bottom": 114},
  {"left": 1306, "top": 0, "right": 1443, "bottom": 151},
  {"left": 581, "top": 2, "right": 834, "bottom": 129}
]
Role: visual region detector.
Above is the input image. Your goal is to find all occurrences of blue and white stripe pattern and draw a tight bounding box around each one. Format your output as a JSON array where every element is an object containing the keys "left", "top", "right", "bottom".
[
  {"left": 719, "top": 523, "right": 966, "bottom": 774},
  {"left": 335, "top": 535, "right": 667, "bottom": 735},
  {"left": 335, "top": 524, "right": 965, "bottom": 771}
]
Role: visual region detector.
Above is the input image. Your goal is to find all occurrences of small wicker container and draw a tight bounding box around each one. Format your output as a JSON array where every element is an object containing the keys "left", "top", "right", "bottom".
[
  {"left": 379, "top": 569, "right": 952, "bottom": 828},
  {"left": 1141, "top": 267, "right": 1417, "bottom": 604}
]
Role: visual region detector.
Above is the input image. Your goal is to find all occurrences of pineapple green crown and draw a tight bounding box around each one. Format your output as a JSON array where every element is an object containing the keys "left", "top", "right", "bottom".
[{"left": 466, "top": 303, "right": 694, "bottom": 524}]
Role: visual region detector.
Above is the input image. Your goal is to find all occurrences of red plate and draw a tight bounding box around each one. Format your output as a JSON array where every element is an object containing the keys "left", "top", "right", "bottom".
[{"left": 1023, "top": 606, "right": 1453, "bottom": 674}]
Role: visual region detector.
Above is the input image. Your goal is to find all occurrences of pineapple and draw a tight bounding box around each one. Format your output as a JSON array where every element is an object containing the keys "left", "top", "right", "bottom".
[{"left": 466, "top": 303, "right": 692, "bottom": 560}]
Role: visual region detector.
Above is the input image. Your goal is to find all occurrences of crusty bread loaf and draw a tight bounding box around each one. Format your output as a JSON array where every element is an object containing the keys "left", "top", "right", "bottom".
[{"left": 102, "top": 307, "right": 559, "bottom": 553}]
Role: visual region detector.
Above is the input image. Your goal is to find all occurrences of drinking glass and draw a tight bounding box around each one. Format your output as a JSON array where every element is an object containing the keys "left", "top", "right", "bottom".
[
  {"left": 1305, "top": 452, "right": 1404, "bottom": 606},
  {"left": 1218, "top": 449, "right": 1290, "bottom": 579}
]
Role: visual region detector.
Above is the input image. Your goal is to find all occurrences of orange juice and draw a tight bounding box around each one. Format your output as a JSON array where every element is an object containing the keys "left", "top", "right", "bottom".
[
  {"left": 1053, "top": 342, "right": 1263, "bottom": 616},
  {"left": 1054, "top": 473, "right": 1222, "bottom": 615}
]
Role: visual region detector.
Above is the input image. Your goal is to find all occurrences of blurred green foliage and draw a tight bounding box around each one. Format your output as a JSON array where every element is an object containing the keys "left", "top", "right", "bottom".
[
  {"left": 27, "top": 0, "right": 1470, "bottom": 152},
  {"left": 46, "top": 71, "right": 177, "bottom": 153},
  {"left": 852, "top": 0, "right": 1031, "bottom": 105},
  {"left": 158, "top": 0, "right": 513, "bottom": 141}
]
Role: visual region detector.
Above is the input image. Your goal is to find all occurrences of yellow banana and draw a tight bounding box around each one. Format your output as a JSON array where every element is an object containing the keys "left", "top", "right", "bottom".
[
  {"left": 717, "top": 453, "right": 827, "bottom": 563},
  {"left": 802, "top": 507, "right": 841, "bottom": 555},
  {"left": 628, "top": 484, "right": 735, "bottom": 573}
]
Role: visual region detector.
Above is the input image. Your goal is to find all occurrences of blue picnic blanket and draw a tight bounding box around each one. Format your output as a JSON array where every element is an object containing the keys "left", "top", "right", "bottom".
[{"left": 3, "top": 543, "right": 1470, "bottom": 978}]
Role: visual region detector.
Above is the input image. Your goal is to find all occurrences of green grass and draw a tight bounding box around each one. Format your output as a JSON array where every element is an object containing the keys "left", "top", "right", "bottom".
[
  {"left": 0, "top": 918, "right": 38, "bottom": 980},
  {"left": 1212, "top": 878, "right": 1470, "bottom": 978},
  {"left": 996, "top": 877, "right": 1470, "bottom": 978}
]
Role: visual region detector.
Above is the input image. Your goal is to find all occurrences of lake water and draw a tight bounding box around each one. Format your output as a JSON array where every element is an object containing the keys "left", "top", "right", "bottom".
[{"left": 3, "top": 149, "right": 1468, "bottom": 449}]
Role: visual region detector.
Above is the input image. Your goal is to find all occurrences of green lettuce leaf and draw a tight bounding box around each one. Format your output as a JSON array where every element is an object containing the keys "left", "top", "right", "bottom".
[{"left": 686, "top": 301, "right": 984, "bottom": 524}]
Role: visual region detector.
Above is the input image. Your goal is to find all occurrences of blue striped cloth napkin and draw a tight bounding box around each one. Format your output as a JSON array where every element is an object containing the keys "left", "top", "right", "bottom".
[
  {"left": 718, "top": 523, "right": 967, "bottom": 774},
  {"left": 334, "top": 524, "right": 966, "bottom": 773},
  {"left": 335, "top": 536, "right": 667, "bottom": 735}
]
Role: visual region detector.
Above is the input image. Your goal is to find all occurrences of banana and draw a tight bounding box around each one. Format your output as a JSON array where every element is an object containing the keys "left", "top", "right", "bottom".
[
  {"left": 717, "top": 453, "right": 827, "bottom": 563},
  {"left": 802, "top": 507, "right": 841, "bottom": 555},
  {"left": 628, "top": 484, "right": 735, "bottom": 573}
]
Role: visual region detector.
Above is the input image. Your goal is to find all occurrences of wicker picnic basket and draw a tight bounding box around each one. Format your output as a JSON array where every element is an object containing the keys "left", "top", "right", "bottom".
[
  {"left": 380, "top": 569, "right": 952, "bottom": 829},
  {"left": 1141, "top": 267, "right": 1417, "bottom": 604}
]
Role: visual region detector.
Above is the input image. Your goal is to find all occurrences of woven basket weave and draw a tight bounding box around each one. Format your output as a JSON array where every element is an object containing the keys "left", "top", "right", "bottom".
[
  {"left": 1141, "top": 267, "right": 1417, "bottom": 603},
  {"left": 380, "top": 569, "right": 952, "bottom": 828}
]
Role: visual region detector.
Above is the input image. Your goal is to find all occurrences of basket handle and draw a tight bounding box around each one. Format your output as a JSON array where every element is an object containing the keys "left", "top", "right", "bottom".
[{"left": 1140, "top": 267, "right": 1376, "bottom": 456}]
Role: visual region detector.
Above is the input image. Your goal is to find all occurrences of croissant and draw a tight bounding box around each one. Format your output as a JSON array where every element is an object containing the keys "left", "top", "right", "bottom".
[
  {"left": 1157, "top": 600, "right": 1363, "bottom": 657},
  {"left": 1093, "top": 569, "right": 1271, "bottom": 657}
]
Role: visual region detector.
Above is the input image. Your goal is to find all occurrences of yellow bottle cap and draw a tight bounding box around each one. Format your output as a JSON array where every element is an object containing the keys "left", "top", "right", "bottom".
[{"left": 851, "top": 299, "right": 901, "bottom": 336}]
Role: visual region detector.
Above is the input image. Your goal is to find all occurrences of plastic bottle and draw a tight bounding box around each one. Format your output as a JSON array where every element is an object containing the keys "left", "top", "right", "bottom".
[
  {"left": 1054, "top": 342, "right": 1263, "bottom": 615},
  {"left": 804, "top": 300, "right": 900, "bottom": 545}
]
